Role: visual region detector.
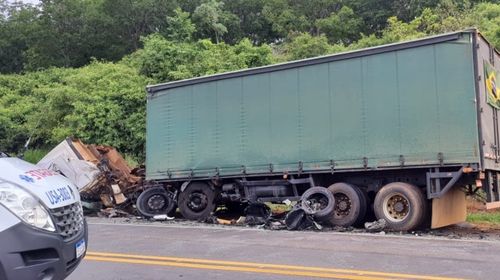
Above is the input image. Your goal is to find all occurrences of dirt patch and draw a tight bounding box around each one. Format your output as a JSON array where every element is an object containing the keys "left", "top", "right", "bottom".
[
  {"left": 422, "top": 223, "right": 500, "bottom": 241},
  {"left": 472, "top": 222, "right": 500, "bottom": 230}
]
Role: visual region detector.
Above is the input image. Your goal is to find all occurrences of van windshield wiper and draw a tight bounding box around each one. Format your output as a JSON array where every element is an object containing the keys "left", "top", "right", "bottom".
[{"left": 0, "top": 152, "right": 9, "bottom": 158}]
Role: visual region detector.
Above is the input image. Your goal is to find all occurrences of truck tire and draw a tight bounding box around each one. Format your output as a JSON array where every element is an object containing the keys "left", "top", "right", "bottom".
[
  {"left": 327, "top": 183, "right": 367, "bottom": 227},
  {"left": 136, "top": 187, "right": 176, "bottom": 218},
  {"left": 178, "top": 182, "right": 216, "bottom": 221},
  {"left": 300, "top": 186, "right": 335, "bottom": 221},
  {"left": 374, "top": 182, "right": 426, "bottom": 231},
  {"left": 355, "top": 188, "right": 369, "bottom": 226}
]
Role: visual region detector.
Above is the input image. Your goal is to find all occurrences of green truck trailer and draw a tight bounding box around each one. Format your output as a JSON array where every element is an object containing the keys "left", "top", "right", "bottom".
[{"left": 141, "top": 29, "right": 500, "bottom": 231}]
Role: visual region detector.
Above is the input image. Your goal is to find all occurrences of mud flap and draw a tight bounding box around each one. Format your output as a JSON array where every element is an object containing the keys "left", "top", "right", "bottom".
[{"left": 431, "top": 188, "right": 466, "bottom": 229}]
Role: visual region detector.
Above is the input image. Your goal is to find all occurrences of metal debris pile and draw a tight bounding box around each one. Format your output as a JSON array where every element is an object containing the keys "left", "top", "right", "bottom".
[
  {"left": 38, "top": 138, "right": 145, "bottom": 213},
  {"left": 38, "top": 138, "right": 389, "bottom": 233}
]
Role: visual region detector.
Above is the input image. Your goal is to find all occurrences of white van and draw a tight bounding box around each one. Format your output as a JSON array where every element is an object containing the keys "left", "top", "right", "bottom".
[{"left": 0, "top": 152, "right": 87, "bottom": 280}]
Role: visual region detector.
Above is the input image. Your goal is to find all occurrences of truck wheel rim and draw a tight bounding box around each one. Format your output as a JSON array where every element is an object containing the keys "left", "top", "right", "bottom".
[
  {"left": 383, "top": 193, "right": 410, "bottom": 222},
  {"left": 147, "top": 194, "right": 166, "bottom": 210},
  {"left": 304, "top": 193, "right": 329, "bottom": 213},
  {"left": 334, "top": 193, "right": 351, "bottom": 216},
  {"left": 188, "top": 192, "right": 208, "bottom": 212}
]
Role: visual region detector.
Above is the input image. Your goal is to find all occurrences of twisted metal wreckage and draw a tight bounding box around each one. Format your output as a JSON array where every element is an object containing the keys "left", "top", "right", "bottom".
[
  {"left": 37, "top": 138, "right": 145, "bottom": 212},
  {"left": 36, "top": 138, "right": 340, "bottom": 230}
]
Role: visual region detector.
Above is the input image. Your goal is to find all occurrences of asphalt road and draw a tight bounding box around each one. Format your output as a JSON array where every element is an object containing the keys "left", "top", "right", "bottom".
[{"left": 68, "top": 219, "right": 500, "bottom": 280}]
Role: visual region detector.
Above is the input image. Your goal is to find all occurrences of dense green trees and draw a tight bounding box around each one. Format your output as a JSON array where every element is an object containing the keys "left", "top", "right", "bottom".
[
  {"left": 0, "top": 63, "right": 150, "bottom": 155},
  {"left": 1, "top": 0, "right": 500, "bottom": 74},
  {"left": 0, "top": 33, "right": 274, "bottom": 158},
  {"left": 1, "top": 0, "right": 500, "bottom": 160},
  {"left": 134, "top": 34, "right": 273, "bottom": 82}
]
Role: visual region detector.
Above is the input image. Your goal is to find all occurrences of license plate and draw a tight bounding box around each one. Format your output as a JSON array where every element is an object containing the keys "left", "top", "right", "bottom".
[{"left": 75, "top": 239, "right": 86, "bottom": 258}]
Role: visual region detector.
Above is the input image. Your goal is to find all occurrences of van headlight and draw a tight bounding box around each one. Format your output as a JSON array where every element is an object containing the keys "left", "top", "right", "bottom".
[{"left": 0, "top": 182, "right": 55, "bottom": 232}]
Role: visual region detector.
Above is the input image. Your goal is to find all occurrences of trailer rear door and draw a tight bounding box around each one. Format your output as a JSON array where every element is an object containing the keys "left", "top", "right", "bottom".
[
  {"left": 476, "top": 33, "right": 500, "bottom": 170},
  {"left": 475, "top": 32, "right": 500, "bottom": 207}
]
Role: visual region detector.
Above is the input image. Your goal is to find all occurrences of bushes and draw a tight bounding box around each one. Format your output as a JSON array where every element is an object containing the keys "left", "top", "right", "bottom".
[
  {"left": 0, "top": 62, "right": 150, "bottom": 159},
  {"left": 134, "top": 34, "right": 274, "bottom": 83},
  {"left": 0, "top": 36, "right": 274, "bottom": 161}
]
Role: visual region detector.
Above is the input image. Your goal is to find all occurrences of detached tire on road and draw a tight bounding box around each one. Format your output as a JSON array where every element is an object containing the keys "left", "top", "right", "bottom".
[
  {"left": 136, "top": 187, "right": 176, "bottom": 218},
  {"left": 327, "top": 183, "right": 367, "bottom": 227},
  {"left": 178, "top": 182, "right": 216, "bottom": 221},
  {"left": 300, "top": 186, "right": 335, "bottom": 221},
  {"left": 374, "top": 182, "right": 426, "bottom": 231}
]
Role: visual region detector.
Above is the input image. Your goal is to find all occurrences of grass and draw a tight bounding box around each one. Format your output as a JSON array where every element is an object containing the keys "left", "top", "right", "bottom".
[
  {"left": 467, "top": 211, "right": 500, "bottom": 225},
  {"left": 22, "top": 149, "right": 49, "bottom": 164}
]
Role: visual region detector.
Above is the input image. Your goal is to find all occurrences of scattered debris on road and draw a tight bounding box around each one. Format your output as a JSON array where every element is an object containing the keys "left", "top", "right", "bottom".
[
  {"left": 284, "top": 208, "right": 313, "bottom": 230},
  {"left": 364, "top": 219, "right": 387, "bottom": 232},
  {"left": 98, "top": 208, "right": 132, "bottom": 218},
  {"left": 244, "top": 203, "right": 271, "bottom": 225},
  {"left": 38, "top": 139, "right": 500, "bottom": 239},
  {"left": 153, "top": 214, "right": 175, "bottom": 221}
]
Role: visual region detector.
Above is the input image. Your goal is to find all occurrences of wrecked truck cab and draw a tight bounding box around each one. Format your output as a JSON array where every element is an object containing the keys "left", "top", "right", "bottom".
[{"left": 0, "top": 154, "right": 88, "bottom": 280}]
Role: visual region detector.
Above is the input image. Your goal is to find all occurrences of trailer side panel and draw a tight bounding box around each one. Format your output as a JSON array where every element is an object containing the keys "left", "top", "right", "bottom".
[{"left": 146, "top": 33, "right": 480, "bottom": 180}]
